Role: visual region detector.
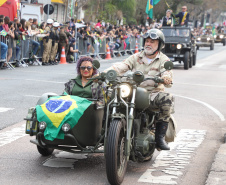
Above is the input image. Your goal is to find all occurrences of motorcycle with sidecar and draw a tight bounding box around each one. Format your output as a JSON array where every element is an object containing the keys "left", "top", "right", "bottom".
[{"left": 25, "top": 60, "right": 176, "bottom": 185}]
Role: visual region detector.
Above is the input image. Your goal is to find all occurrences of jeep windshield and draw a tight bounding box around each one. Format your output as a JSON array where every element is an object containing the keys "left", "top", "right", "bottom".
[{"left": 161, "top": 28, "right": 190, "bottom": 38}]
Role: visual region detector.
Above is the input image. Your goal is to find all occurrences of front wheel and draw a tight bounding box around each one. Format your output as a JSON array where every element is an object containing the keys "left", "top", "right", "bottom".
[
  {"left": 106, "top": 119, "right": 128, "bottom": 185},
  {"left": 37, "top": 145, "right": 54, "bottom": 156},
  {"left": 184, "top": 51, "right": 190, "bottom": 70}
]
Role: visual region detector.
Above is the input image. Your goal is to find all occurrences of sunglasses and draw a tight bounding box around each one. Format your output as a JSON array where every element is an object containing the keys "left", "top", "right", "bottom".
[{"left": 80, "top": 66, "right": 93, "bottom": 71}]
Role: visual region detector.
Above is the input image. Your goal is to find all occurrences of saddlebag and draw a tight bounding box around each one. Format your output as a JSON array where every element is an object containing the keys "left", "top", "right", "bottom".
[{"left": 165, "top": 115, "right": 177, "bottom": 142}]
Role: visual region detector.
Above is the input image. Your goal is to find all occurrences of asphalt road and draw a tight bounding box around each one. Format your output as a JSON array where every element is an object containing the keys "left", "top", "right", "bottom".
[{"left": 0, "top": 43, "right": 226, "bottom": 185}]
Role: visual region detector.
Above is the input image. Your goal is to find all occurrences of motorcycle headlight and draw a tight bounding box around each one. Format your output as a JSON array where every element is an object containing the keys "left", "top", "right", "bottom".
[
  {"left": 176, "top": 44, "right": 182, "bottom": 49},
  {"left": 207, "top": 37, "right": 210, "bottom": 41},
  {"left": 220, "top": 35, "right": 224, "bottom": 38},
  {"left": 39, "top": 121, "right": 46, "bottom": 131},
  {"left": 197, "top": 37, "right": 201, "bottom": 41},
  {"left": 214, "top": 35, "right": 217, "bottom": 38},
  {"left": 120, "top": 84, "right": 132, "bottom": 98},
  {"left": 62, "top": 123, "right": 71, "bottom": 133}
]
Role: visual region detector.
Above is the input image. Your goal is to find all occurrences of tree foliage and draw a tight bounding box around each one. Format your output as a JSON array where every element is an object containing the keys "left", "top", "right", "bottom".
[{"left": 82, "top": 0, "right": 226, "bottom": 25}]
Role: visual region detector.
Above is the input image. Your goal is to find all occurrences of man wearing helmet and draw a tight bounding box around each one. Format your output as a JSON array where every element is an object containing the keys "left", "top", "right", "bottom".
[
  {"left": 104, "top": 29, "right": 173, "bottom": 150},
  {"left": 42, "top": 19, "right": 53, "bottom": 65},
  {"left": 49, "top": 22, "right": 60, "bottom": 65}
]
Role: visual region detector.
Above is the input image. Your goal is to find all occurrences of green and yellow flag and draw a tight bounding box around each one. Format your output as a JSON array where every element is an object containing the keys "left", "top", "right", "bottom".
[
  {"left": 36, "top": 95, "right": 92, "bottom": 141},
  {"left": 145, "top": 0, "right": 161, "bottom": 19}
]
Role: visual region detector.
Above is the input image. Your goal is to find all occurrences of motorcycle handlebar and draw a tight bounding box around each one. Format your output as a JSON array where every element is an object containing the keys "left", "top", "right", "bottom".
[{"left": 144, "top": 77, "right": 164, "bottom": 83}]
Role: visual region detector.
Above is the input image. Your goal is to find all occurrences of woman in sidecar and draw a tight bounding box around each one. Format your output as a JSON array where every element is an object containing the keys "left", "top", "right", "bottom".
[{"left": 26, "top": 56, "right": 106, "bottom": 156}]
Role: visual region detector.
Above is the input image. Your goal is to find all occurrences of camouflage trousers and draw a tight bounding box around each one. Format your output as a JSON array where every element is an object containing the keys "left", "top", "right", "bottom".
[{"left": 149, "top": 92, "right": 174, "bottom": 122}]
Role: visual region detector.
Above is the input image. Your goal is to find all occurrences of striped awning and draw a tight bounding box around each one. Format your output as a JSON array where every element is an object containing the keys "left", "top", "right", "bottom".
[{"left": 51, "top": 0, "right": 64, "bottom": 4}]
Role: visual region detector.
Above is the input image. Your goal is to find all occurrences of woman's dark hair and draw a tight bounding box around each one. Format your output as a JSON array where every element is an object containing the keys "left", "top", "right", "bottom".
[
  {"left": 17, "top": 23, "right": 22, "bottom": 28},
  {"left": 76, "top": 56, "right": 97, "bottom": 76},
  {"left": 20, "top": 19, "right": 26, "bottom": 30},
  {"left": 4, "top": 16, "right": 10, "bottom": 24},
  {"left": 39, "top": 22, "right": 45, "bottom": 29},
  {"left": 8, "top": 21, "right": 14, "bottom": 28}
]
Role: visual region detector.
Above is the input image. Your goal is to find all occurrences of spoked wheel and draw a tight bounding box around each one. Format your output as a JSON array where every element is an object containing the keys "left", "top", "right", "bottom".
[
  {"left": 37, "top": 145, "right": 54, "bottom": 156},
  {"left": 106, "top": 119, "right": 128, "bottom": 185}
]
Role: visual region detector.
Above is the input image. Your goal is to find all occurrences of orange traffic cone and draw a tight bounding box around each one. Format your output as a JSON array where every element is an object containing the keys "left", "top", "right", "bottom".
[
  {"left": 60, "top": 47, "right": 67, "bottom": 64},
  {"left": 105, "top": 45, "right": 112, "bottom": 60},
  {"left": 134, "top": 42, "right": 139, "bottom": 53}
]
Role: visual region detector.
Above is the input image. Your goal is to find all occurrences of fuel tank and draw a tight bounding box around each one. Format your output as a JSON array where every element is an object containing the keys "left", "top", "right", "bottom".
[{"left": 135, "top": 87, "right": 150, "bottom": 110}]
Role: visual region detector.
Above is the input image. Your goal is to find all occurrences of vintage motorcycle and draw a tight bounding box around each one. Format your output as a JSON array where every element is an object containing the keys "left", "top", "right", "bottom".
[{"left": 25, "top": 60, "right": 176, "bottom": 185}]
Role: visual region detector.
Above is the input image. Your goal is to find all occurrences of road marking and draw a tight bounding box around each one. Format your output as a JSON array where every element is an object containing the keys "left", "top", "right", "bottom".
[
  {"left": 195, "top": 63, "right": 205, "bottom": 68},
  {"left": 0, "top": 107, "right": 14, "bottom": 113},
  {"left": 175, "top": 82, "right": 226, "bottom": 88},
  {"left": 24, "top": 95, "right": 41, "bottom": 98},
  {"left": 0, "top": 124, "right": 26, "bottom": 147},
  {"left": 138, "top": 129, "right": 206, "bottom": 184},
  {"left": 25, "top": 79, "right": 65, "bottom": 84},
  {"left": 219, "top": 65, "right": 226, "bottom": 69},
  {"left": 174, "top": 94, "right": 225, "bottom": 121}
]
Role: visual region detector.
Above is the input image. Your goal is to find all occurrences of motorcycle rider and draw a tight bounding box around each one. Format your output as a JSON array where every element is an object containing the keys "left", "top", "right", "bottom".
[{"left": 104, "top": 29, "right": 173, "bottom": 150}]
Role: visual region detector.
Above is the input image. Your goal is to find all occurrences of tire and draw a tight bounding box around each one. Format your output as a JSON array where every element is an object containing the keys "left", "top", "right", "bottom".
[
  {"left": 223, "top": 40, "right": 226, "bottom": 46},
  {"left": 197, "top": 46, "right": 199, "bottom": 50},
  {"left": 224, "top": 133, "right": 226, "bottom": 143},
  {"left": 106, "top": 119, "right": 128, "bottom": 185},
  {"left": 193, "top": 52, "right": 197, "bottom": 66},
  {"left": 210, "top": 42, "right": 214, "bottom": 50},
  {"left": 184, "top": 51, "right": 189, "bottom": 70},
  {"left": 189, "top": 52, "right": 193, "bottom": 68},
  {"left": 37, "top": 145, "right": 54, "bottom": 156}
]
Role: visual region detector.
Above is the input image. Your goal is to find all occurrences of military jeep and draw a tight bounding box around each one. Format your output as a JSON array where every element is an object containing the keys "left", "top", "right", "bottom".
[
  {"left": 196, "top": 34, "right": 214, "bottom": 50},
  {"left": 214, "top": 31, "right": 226, "bottom": 46},
  {"left": 161, "top": 27, "right": 197, "bottom": 70}
]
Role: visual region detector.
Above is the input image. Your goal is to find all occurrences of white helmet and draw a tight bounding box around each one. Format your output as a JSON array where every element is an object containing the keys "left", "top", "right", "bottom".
[
  {"left": 53, "top": 22, "right": 59, "bottom": 27},
  {"left": 47, "top": 19, "right": 53, "bottom": 24}
]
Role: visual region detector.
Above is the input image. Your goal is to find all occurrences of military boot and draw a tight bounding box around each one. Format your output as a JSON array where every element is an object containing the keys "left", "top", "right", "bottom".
[{"left": 155, "top": 121, "right": 170, "bottom": 150}]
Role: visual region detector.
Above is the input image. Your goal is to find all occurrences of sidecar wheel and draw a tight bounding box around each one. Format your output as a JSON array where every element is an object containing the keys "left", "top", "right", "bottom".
[
  {"left": 106, "top": 119, "right": 128, "bottom": 185},
  {"left": 37, "top": 145, "right": 54, "bottom": 156}
]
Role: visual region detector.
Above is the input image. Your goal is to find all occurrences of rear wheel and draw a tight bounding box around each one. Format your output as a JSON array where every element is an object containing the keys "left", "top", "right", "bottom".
[
  {"left": 37, "top": 145, "right": 54, "bottom": 156},
  {"left": 193, "top": 51, "right": 197, "bottom": 66},
  {"left": 210, "top": 42, "right": 214, "bottom": 50},
  {"left": 197, "top": 46, "right": 199, "bottom": 50},
  {"left": 184, "top": 51, "right": 189, "bottom": 70},
  {"left": 223, "top": 39, "right": 226, "bottom": 46},
  {"left": 106, "top": 119, "right": 128, "bottom": 185},
  {"left": 189, "top": 52, "right": 193, "bottom": 68}
]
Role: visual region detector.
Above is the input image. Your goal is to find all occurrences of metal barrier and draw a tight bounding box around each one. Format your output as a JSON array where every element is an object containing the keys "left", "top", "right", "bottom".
[{"left": 1, "top": 33, "right": 145, "bottom": 70}]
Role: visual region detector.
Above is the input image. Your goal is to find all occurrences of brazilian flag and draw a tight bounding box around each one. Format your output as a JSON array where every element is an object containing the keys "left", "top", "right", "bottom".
[{"left": 36, "top": 95, "right": 92, "bottom": 141}]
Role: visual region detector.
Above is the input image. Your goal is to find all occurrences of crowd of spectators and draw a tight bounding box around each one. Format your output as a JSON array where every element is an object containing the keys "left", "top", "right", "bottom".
[
  {"left": 0, "top": 15, "right": 157, "bottom": 69},
  {"left": 1, "top": 11, "right": 225, "bottom": 69}
]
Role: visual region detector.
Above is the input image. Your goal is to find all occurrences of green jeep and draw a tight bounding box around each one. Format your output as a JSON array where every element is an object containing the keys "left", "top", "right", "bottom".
[{"left": 161, "top": 26, "right": 197, "bottom": 70}]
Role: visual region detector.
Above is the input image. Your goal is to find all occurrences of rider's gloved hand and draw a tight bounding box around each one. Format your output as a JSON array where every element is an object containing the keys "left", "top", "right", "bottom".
[{"left": 162, "top": 76, "right": 172, "bottom": 85}]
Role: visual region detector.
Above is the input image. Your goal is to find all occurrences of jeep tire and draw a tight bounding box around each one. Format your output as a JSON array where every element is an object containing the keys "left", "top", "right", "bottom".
[
  {"left": 210, "top": 42, "right": 214, "bottom": 50},
  {"left": 184, "top": 51, "right": 189, "bottom": 70},
  {"left": 189, "top": 52, "right": 193, "bottom": 68}
]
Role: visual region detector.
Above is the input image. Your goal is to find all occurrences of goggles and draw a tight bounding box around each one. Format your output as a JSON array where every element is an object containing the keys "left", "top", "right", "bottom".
[
  {"left": 144, "top": 32, "right": 159, "bottom": 40},
  {"left": 80, "top": 66, "right": 93, "bottom": 71}
]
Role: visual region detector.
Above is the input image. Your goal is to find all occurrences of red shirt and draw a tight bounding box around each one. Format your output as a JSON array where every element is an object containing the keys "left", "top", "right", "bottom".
[{"left": 3, "top": 24, "right": 9, "bottom": 32}]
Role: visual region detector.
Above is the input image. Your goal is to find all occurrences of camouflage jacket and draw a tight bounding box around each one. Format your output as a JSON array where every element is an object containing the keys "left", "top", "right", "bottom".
[{"left": 64, "top": 77, "right": 105, "bottom": 108}]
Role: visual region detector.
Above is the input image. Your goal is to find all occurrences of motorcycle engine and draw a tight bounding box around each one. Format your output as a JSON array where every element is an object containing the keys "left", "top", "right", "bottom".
[{"left": 135, "top": 129, "right": 155, "bottom": 156}]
